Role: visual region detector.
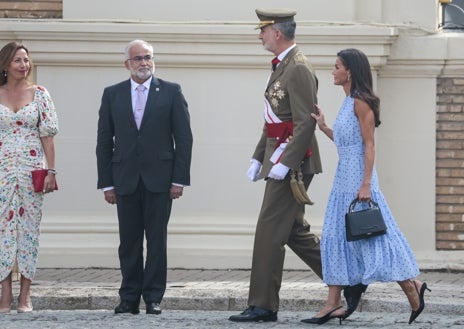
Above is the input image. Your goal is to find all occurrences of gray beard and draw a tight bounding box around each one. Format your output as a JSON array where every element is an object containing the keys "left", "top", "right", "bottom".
[{"left": 135, "top": 68, "right": 153, "bottom": 80}]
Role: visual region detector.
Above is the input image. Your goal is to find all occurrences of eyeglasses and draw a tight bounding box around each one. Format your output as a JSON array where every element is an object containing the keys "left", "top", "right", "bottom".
[{"left": 127, "top": 55, "right": 154, "bottom": 63}]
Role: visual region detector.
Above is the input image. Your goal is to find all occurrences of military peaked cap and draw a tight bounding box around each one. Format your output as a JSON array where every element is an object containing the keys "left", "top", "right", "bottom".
[{"left": 255, "top": 8, "right": 297, "bottom": 29}]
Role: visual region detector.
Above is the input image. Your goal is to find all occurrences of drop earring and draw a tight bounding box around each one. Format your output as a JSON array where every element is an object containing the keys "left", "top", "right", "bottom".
[{"left": 3, "top": 71, "right": 7, "bottom": 78}]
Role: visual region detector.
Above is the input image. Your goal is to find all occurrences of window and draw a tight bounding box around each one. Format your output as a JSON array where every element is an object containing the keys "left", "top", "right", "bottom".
[{"left": 441, "top": 0, "right": 464, "bottom": 30}]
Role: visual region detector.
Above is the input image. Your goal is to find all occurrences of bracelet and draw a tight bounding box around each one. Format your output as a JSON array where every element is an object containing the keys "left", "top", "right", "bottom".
[{"left": 47, "top": 169, "right": 57, "bottom": 175}]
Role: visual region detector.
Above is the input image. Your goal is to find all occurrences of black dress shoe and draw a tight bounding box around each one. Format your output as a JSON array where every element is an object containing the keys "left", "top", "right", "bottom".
[
  {"left": 229, "top": 306, "right": 277, "bottom": 322},
  {"left": 301, "top": 306, "right": 343, "bottom": 325},
  {"left": 114, "top": 301, "right": 140, "bottom": 314},
  {"left": 408, "top": 282, "right": 431, "bottom": 324},
  {"left": 146, "top": 302, "right": 162, "bottom": 315},
  {"left": 343, "top": 283, "right": 368, "bottom": 319}
]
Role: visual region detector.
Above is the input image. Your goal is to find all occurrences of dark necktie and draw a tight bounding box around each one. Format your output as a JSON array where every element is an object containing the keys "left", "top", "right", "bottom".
[{"left": 271, "top": 57, "right": 280, "bottom": 71}]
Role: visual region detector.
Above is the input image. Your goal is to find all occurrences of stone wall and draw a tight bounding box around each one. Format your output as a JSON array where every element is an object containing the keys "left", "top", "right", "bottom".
[
  {"left": 436, "top": 78, "right": 464, "bottom": 250},
  {"left": 0, "top": 0, "right": 62, "bottom": 18}
]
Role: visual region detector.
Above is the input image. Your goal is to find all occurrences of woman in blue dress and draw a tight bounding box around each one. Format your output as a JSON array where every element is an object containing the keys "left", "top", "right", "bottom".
[{"left": 301, "top": 49, "right": 430, "bottom": 325}]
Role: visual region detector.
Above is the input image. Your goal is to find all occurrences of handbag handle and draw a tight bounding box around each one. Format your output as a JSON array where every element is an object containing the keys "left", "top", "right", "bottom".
[{"left": 348, "top": 198, "right": 380, "bottom": 213}]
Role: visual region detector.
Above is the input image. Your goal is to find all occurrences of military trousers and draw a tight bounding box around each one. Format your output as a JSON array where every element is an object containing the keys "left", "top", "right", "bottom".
[{"left": 247, "top": 173, "right": 323, "bottom": 311}]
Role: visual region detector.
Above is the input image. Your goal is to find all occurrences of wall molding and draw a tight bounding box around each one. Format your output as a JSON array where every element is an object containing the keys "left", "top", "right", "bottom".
[{"left": 0, "top": 20, "right": 398, "bottom": 69}]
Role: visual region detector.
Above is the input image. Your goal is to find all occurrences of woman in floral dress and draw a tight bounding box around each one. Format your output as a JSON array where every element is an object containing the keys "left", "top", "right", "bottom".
[
  {"left": 0, "top": 41, "right": 58, "bottom": 313},
  {"left": 301, "top": 49, "right": 429, "bottom": 325}
]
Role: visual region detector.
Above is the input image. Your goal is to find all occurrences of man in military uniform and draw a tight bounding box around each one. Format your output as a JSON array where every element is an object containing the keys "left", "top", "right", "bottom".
[{"left": 229, "top": 8, "right": 323, "bottom": 322}]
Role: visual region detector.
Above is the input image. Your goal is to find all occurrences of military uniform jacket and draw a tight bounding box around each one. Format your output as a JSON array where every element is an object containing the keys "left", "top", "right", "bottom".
[{"left": 252, "top": 46, "right": 322, "bottom": 178}]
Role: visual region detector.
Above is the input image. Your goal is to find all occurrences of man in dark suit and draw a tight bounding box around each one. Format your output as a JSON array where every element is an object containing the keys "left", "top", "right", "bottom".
[
  {"left": 229, "top": 8, "right": 323, "bottom": 322},
  {"left": 96, "top": 39, "right": 193, "bottom": 315}
]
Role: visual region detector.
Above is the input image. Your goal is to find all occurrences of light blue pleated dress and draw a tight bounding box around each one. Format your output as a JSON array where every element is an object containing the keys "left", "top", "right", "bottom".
[{"left": 320, "top": 96, "right": 419, "bottom": 286}]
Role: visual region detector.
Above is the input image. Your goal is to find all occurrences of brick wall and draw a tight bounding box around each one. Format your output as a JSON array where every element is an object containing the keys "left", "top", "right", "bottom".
[
  {"left": 436, "top": 78, "right": 464, "bottom": 250},
  {"left": 0, "top": 0, "right": 62, "bottom": 19}
]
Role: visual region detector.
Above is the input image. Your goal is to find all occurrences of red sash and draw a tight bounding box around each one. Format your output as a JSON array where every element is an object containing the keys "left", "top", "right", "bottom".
[{"left": 266, "top": 121, "right": 312, "bottom": 158}]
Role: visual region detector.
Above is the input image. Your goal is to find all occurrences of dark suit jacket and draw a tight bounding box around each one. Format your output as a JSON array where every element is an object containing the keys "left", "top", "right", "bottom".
[
  {"left": 252, "top": 46, "right": 322, "bottom": 178},
  {"left": 96, "top": 77, "right": 193, "bottom": 195}
]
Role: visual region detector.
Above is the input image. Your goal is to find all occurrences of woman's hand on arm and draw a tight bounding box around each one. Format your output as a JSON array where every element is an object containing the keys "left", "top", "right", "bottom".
[
  {"left": 311, "top": 104, "right": 334, "bottom": 141},
  {"left": 354, "top": 99, "right": 375, "bottom": 201}
]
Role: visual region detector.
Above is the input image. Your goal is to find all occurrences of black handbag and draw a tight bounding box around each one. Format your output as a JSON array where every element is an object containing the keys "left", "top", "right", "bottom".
[{"left": 345, "top": 199, "right": 387, "bottom": 241}]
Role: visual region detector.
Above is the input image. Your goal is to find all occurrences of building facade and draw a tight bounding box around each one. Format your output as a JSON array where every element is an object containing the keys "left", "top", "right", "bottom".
[{"left": 1, "top": 0, "right": 463, "bottom": 269}]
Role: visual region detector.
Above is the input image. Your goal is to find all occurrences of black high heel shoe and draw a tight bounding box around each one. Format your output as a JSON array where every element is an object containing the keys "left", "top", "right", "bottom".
[
  {"left": 343, "top": 283, "right": 368, "bottom": 319},
  {"left": 408, "top": 282, "right": 431, "bottom": 324},
  {"left": 301, "top": 306, "right": 344, "bottom": 325}
]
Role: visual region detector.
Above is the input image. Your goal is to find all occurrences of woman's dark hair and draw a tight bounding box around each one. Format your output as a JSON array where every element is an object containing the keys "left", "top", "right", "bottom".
[
  {"left": 0, "top": 41, "right": 33, "bottom": 86},
  {"left": 337, "top": 48, "right": 381, "bottom": 127}
]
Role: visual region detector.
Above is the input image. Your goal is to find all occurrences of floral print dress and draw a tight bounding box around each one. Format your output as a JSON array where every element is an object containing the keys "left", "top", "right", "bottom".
[{"left": 0, "top": 86, "right": 58, "bottom": 281}]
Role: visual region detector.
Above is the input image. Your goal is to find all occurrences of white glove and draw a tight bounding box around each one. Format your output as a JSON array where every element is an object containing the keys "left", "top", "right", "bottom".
[
  {"left": 268, "top": 162, "right": 290, "bottom": 180},
  {"left": 246, "top": 159, "right": 262, "bottom": 182}
]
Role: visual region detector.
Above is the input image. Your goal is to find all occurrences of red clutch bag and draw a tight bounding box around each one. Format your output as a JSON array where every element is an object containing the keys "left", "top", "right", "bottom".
[{"left": 31, "top": 169, "right": 58, "bottom": 193}]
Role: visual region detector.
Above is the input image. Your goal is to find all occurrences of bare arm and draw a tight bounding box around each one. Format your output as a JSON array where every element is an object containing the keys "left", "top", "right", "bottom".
[
  {"left": 354, "top": 98, "right": 375, "bottom": 201},
  {"left": 40, "top": 136, "right": 57, "bottom": 193}
]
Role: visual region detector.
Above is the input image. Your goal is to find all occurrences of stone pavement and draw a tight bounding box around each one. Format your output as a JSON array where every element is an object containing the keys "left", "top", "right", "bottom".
[
  {"left": 1, "top": 310, "right": 463, "bottom": 329},
  {"left": 1, "top": 268, "right": 464, "bottom": 328}
]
